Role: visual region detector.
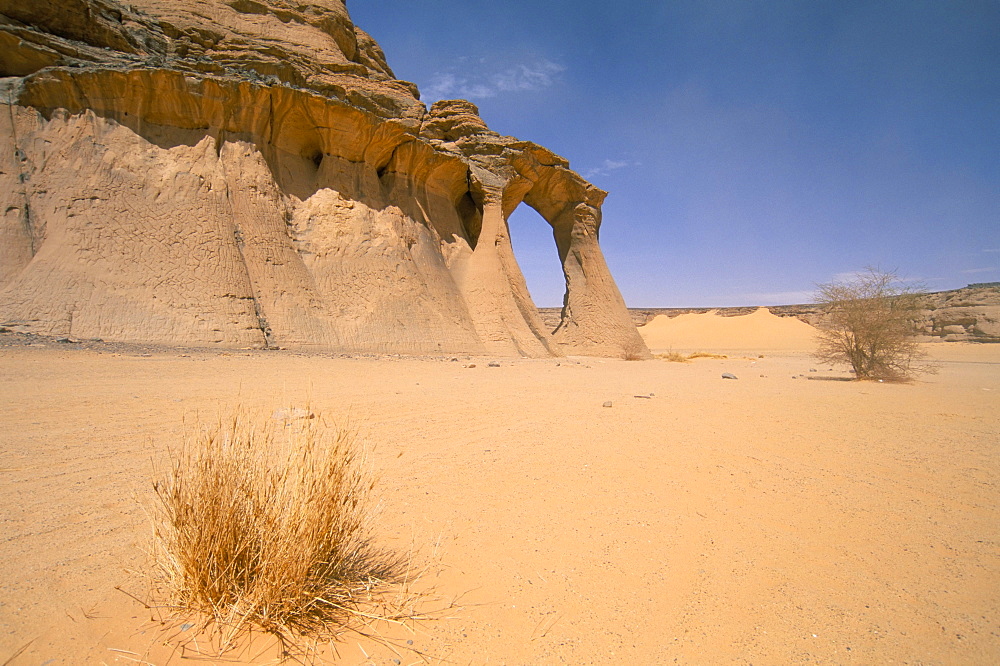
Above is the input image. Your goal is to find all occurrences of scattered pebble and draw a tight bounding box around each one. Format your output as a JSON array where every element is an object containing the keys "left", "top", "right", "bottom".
[
  {"left": 488, "top": 361, "right": 500, "bottom": 367},
  {"left": 722, "top": 373, "right": 738, "bottom": 380},
  {"left": 603, "top": 401, "right": 613, "bottom": 408}
]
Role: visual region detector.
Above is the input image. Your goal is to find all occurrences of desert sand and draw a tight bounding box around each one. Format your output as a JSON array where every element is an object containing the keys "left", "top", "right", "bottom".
[{"left": 1, "top": 314, "right": 998, "bottom": 665}]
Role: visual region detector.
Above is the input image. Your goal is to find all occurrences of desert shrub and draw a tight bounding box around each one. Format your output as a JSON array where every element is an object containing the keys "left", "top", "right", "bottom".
[
  {"left": 151, "top": 410, "right": 408, "bottom": 653},
  {"left": 814, "top": 267, "right": 932, "bottom": 381},
  {"left": 621, "top": 337, "right": 652, "bottom": 360}
]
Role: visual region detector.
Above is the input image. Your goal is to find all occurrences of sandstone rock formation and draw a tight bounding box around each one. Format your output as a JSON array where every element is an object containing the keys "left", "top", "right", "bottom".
[
  {"left": 917, "top": 285, "right": 1000, "bottom": 342},
  {"left": 0, "top": 0, "right": 648, "bottom": 358}
]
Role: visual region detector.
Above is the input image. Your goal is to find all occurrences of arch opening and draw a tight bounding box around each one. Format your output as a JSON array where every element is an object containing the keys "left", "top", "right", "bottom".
[{"left": 506, "top": 203, "right": 566, "bottom": 309}]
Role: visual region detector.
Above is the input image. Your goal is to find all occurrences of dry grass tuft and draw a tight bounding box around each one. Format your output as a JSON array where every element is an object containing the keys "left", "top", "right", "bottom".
[
  {"left": 150, "top": 410, "right": 417, "bottom": 657},
  {"left": 655, "top": 351, "right": 691, "bottom": 362}
]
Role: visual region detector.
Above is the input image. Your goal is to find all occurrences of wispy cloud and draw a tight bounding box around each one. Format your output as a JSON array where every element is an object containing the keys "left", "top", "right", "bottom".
[
  {"left": 741, "top": 290, "right": 817, "bottom": 305},
  {"left": 494, "top": 62, "right": 564, "bottom": 92},
  {"left": 961, "top": 266, "right": 998, "bottom": 274},
  {"left": 831, "top": 270, "right": 868, "bottom": 283},
  {"left": 583, "top": 159, "right": 635, "bottom": 180},
  {"left": 422, "top": 56, "right": 565, "bottom": 101}
]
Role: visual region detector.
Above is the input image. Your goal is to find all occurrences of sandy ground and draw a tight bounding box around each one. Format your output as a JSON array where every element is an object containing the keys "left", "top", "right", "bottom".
[{"left": 1, "top": 330, "right": 998, "bottom": 664}]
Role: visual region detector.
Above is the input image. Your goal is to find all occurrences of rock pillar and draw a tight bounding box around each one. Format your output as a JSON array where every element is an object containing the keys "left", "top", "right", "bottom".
[
  {"left": 549, "top": 202, "right": 651, "bottom": 359},
  {"left": 451, "top": 196, "right": 559, "bottom": 357}
]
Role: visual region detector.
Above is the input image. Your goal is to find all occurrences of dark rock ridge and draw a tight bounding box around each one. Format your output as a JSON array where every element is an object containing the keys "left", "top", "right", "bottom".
[{"left": 0, "top": 0, "right": 648, "bottom": 358}]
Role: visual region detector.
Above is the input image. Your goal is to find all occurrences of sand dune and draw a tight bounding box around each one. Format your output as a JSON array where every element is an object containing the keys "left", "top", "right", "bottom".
[{"left": 638, "top": 307, "right": 820, "bottom": 351}]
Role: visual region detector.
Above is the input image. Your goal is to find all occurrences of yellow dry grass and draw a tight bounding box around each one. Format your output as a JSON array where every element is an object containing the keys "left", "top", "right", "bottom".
[{"left": 149, "top": 410, "right": 418, "bottom": 658}]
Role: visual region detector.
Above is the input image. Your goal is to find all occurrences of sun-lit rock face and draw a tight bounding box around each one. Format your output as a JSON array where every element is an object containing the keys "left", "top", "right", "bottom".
[{"left": 0, "top": 0, "right": 649, "bottom": 357}]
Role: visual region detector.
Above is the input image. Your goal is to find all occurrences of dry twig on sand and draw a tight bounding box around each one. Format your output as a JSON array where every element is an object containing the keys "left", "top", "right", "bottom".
[
  {"left": 656, "top": 351, "right": 728, "bottom": 362},
  {"left": 2, "top": 638, "right": 36, "bottom": 666}
]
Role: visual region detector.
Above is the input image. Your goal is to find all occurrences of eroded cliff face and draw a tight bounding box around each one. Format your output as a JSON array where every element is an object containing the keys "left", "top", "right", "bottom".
[{"left": 0, "top": 0, "right": 649, "bottom": 357}]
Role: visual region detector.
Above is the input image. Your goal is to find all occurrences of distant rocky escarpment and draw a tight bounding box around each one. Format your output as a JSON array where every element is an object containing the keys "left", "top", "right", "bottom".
[
  {"left": 916, "top": 285, "right": 1000, "bottom": 342},
  {"left": 546, "top": 285, "right": 998, "bottom": 343},
  {"left": 0, "top": 0, "right": 647, "bottom": 358}
]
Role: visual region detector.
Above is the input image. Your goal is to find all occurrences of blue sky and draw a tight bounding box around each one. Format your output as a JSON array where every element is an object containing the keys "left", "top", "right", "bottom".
[{"left": 349, "top": 1, "right": 999, "bottom": 307}]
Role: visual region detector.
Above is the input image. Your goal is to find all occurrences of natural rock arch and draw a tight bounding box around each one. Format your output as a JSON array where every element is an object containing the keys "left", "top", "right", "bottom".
[
  {"left": 507, "top": 168, "right": 648, "bottom": 358},
  {"left": 0, "top": 0, "right": 650, "bottom": 359}
]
